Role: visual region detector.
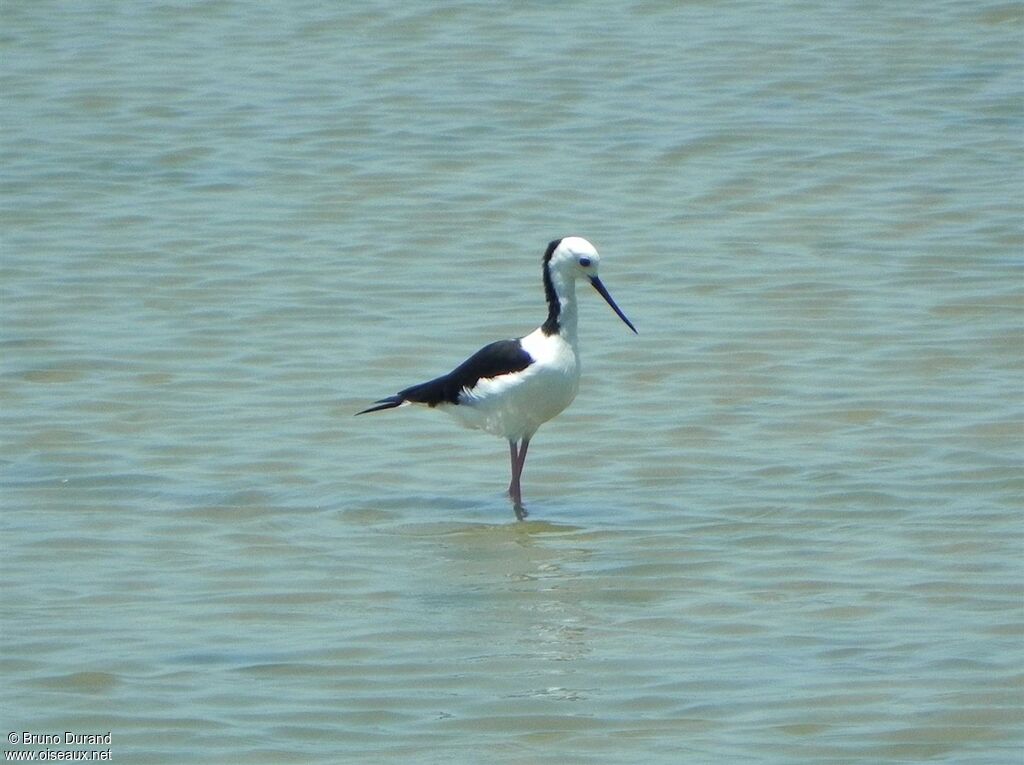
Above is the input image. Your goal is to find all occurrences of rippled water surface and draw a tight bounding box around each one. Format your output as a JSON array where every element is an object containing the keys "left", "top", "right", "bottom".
[{"left": 3, "top": 1, "right": 1022, "bottom": 762}]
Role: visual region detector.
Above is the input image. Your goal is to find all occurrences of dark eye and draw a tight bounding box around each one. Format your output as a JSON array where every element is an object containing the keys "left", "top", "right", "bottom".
[{"left": 578, "top": 257, "right": 592, "bottom": 267}]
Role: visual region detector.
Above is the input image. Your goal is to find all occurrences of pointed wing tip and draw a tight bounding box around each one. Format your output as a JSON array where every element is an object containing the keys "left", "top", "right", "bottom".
[{"left": 355, "top": 396, "right": 404, "bottom": 415}]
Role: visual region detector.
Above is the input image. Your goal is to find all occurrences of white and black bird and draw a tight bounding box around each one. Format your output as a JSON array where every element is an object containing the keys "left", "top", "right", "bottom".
[{"left": 356, "top": 236, "right": 636, "bottom": 519}]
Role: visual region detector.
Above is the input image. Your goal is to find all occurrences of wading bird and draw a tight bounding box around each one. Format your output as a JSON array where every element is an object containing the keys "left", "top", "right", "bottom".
[{"left": 357, "top": 237, "right": 636, "bottom": 519}]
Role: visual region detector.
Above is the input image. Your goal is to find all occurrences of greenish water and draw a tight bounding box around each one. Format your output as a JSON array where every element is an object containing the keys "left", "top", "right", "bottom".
[{"left": 2, "top": 1, "right": 1022, "bottom": 762}]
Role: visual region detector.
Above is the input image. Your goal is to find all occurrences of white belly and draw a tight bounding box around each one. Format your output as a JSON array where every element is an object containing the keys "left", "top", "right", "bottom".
[{"left": 446, "top": 331, "right": 580, "bottom": 441}]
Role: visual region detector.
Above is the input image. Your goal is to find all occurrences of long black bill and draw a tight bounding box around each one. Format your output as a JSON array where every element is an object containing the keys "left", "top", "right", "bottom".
[{"left": 589, "top": 276, "right": 638, "bottom": 334}]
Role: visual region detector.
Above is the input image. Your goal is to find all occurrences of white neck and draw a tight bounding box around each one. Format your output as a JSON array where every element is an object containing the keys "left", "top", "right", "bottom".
[{"left": 545, "top": 267, "right": 579, "bottom": 345}]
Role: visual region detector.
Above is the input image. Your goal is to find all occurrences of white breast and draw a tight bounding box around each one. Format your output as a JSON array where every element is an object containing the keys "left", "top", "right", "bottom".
[{"left": 447, "top": 328, "right": 580, "bottom": 441}]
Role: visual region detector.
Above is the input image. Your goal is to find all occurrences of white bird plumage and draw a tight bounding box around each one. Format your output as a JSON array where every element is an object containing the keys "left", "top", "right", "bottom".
[
  {"left": 357, "top": 236, "right": 636, "bottom": 519},
  {"left": 455, "top": 324, "right": 579, "bottom": 441}
]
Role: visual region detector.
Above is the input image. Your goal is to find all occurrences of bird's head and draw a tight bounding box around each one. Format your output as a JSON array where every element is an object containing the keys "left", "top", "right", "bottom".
[{"left": 544, "top": 237, "right": 637, "bottom": 334}]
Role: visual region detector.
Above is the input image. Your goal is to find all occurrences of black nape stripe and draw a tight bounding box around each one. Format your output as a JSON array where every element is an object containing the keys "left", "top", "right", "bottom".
[
  {"left": 542, "top": 238, "right": 562, "bottom": 264},
  {"left": 541, "top": 238, "right": 562, "bottom": 336}
]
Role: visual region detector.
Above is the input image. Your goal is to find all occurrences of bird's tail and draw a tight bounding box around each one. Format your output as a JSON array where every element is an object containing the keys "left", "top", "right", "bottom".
[
  {"left": 356, "top": 374, "right": 454, "bottom": 415},
  {"left": 355, "top": 395, "right": 405, "bottom": 415}
]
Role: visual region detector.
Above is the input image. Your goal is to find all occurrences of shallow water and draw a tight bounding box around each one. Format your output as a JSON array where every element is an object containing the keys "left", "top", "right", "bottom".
[{"left": 2, "top": 1, "right": 1022, "bottom": 762}]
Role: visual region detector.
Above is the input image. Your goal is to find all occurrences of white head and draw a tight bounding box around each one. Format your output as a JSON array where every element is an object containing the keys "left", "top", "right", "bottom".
[
  {"left": 542, "top": 237, "right": 637, "bottom": 334},
  {"left": 546, "top": 236, "right": 602, "bottom": 277}
]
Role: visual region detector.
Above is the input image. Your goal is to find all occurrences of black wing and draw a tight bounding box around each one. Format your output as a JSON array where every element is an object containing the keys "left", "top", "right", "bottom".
[{"left": 356, "top": 339, "right": 534, "bottom": 415}]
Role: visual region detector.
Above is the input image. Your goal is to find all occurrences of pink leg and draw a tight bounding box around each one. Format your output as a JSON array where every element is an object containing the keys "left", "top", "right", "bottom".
[
  {"left": 508, "top": 437, "right": 530, "bottom": 519},
  {"left": 508, "top": 440, "right": 519, "bottom": 498},
  {"left": 516, "top": 437, "right": 530, "bottom": 479}
]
